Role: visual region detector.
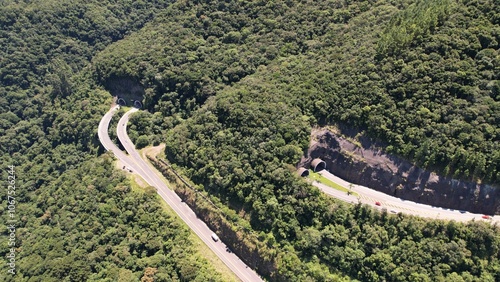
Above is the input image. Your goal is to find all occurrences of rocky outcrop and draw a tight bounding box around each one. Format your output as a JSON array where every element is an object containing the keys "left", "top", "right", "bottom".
[{"left": 300, "top": 128, "right": 500, "bottom": 215}]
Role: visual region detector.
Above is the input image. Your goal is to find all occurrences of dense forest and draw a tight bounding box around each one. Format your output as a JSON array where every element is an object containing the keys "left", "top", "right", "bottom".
[
  {"left": 94, "top": 0, "right": 500, "bottom": 184},
  {"left": 2, "top": 0, "right": 500, "bottom": 281},
  {"left": 0, "top": 0, "right": 227, "bottom": 281}
]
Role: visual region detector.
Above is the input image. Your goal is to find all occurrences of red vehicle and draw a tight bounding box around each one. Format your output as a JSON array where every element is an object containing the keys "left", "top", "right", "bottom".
[
  {"left": 375, "top": 202, "right": 381, "bottom": 206},
  {"left": 482, "top": 215, "right": 490, "bottom": 219}
]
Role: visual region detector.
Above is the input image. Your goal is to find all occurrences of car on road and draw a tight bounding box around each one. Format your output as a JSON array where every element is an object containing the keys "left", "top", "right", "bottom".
[
  {"left": 211, "top": 233, "right": 219, "bottom": 242},
  {"left": 482, "top": 215, "right": 491, "bottom": 219},
  {"left": 375, "top": 201, "right": 381, "bottom": 206},
  {"left": 390, "top": 209, "right": 397, "bottom": 214}
]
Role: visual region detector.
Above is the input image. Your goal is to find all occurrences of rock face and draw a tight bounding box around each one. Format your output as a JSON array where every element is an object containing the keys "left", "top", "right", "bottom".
[{"left": 300, "top": 128, "right": 500, "bottom": 215}]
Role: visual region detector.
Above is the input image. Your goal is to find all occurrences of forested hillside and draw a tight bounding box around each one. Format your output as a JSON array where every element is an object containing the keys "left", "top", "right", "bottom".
[
  {"left": 0, "top": 0, "right": 227, "bottom": 281},
  {"left": 93, "top": 0, "right": 500, "bottom": 280},
  {"left": 94, "top": 0, "right": 500, "bottom": 184},
  {"left": 2, "top": 0, "right": 500, "bottom": 281}
]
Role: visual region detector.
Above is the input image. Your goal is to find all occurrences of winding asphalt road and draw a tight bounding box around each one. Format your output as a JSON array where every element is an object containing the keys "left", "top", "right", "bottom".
[
  {"left": 99, "top": 106, "right": 263, "bottom": 282},
  {"left": 312, "top": 170, "right": 499, "bottom": 224},
  {"left": 98, "top": 105, "right": 142, "bottom": 174},
  {"left": 100, "top": 104, "right": 497, "bottom": 281}
]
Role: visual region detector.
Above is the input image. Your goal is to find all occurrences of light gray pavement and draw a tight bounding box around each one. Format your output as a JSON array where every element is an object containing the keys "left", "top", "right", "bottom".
[
  {"left": 98, "top": 105, "right": 143, "bottom": 174},
  {"left": 314, "top": 170, "right": 499, "bottom": 224},
  {"left": 113, "top": 108, "right": 264, "bottom": 282},
  {"left": 101, "top": 105, "right": 497, "bottom": 281}
]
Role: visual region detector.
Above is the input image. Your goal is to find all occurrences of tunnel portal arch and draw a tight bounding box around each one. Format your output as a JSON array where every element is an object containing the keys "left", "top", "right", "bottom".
[
  {"left": 117, "top": 98, "right": 126, "bottom": 106},
  {"left": 311, "top": 158, "right": 326, "bottom": 172},
  {"left": 297, "top": 167, "right": 309, "bottom": 177}
]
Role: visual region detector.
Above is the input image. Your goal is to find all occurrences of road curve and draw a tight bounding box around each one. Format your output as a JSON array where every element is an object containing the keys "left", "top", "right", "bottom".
[
  {"left": 312, "top": 170, "right": 499, "bottom": 224},
  {"left": 113, "top": 108, "right": 264, "bottom": 282},
  {"left": 97, "top": 105, "right": 143, "bottom": 174}
]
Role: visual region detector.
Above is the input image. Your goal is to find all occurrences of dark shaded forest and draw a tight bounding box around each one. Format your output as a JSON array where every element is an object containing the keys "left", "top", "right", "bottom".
[{"left": 1, "top": 0, "right": 500, "bottom": 281}]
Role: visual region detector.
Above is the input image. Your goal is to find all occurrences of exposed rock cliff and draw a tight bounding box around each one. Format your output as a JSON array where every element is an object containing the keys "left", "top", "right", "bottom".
[{"left": 300, "top": 128, "right": 500, "bottom": 215}]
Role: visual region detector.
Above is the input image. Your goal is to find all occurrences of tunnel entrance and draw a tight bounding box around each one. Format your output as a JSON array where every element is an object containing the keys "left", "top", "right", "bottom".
[
  {"left": 297, "top": 167, "right": 309, "bottom": 177},
  {"left": 311, "top": 158, "right": 326, "bottom": 172},
  {"left": 133, "top": 100, "right": 142, "bottom": 108},
  {"left": 117, "top": 97, "right": 126, "bottom": 106}
]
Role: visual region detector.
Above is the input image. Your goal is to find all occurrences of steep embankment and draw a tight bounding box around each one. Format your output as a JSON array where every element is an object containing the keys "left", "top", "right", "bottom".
[{"left": 302, "top": 128, "right": 500, "bottom": 215}]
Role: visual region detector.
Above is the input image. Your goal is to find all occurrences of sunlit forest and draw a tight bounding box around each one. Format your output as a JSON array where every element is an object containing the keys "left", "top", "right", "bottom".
[{"left": 1, "top": 0, "right": 499, "bottom": 281}]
